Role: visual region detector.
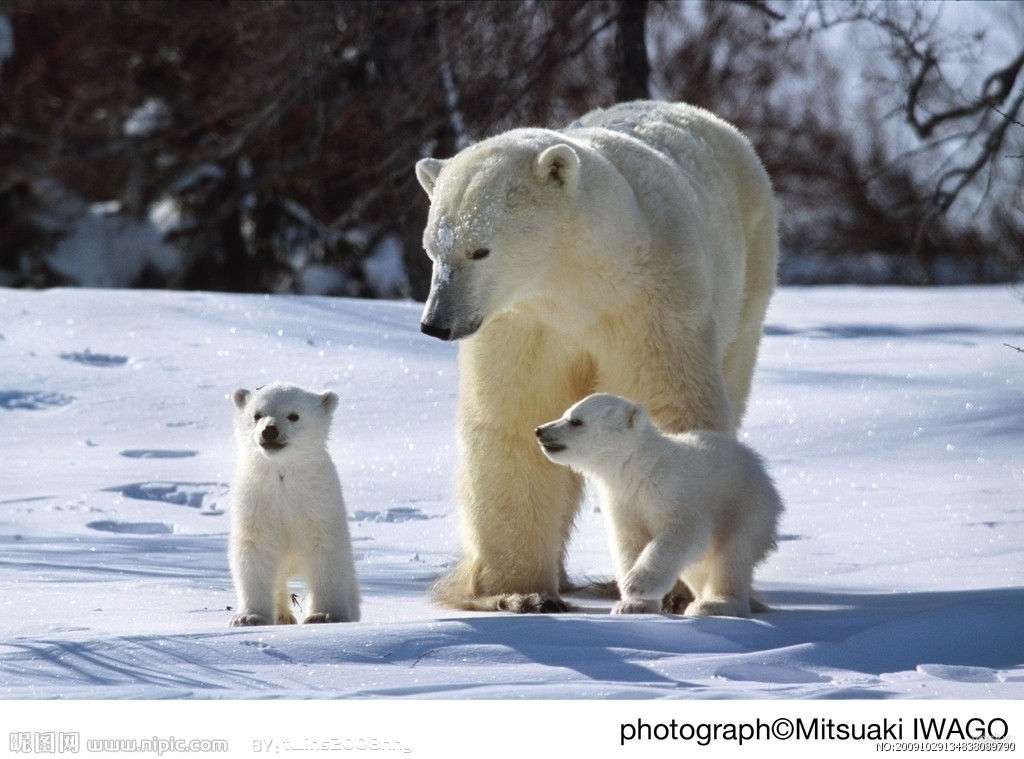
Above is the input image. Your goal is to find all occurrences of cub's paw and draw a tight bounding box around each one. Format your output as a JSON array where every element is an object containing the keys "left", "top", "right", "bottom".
[
  {"left": 277, "top": 612, "right": 298, "bottom": 625},
  {"left": 685, "top": 598, "right": 750, "bottom": 618},
  {"left": 619, "top": 568, "right": 661, "bottom": 600},
  {"left": 304, "top": 612, "right": 350, "bottom": 624},
  {"left": 229, "top": 613, "right": 270, "bottom": 627},
  {"left": 612, "top": 598, "right": 661, "bottom": 615},
  {"left": 496, "top": 593, "right": 573, "bottom": 614}
]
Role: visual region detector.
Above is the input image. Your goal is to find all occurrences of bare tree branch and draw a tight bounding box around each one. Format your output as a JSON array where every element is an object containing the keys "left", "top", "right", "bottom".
[
  {"left": 909, "top": 48, "right": 1024, "bottom": 139},
  {"left": 733, "top": 0, "right": 786, "bottom": 24}
]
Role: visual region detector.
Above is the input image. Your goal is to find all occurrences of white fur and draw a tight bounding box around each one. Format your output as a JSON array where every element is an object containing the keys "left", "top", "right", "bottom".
[
  {"left": 228, "top": 383, "right": 360, "bottom": 626},
  {"left": 415, "top": 101, "right": 778, "bottom": 612},
  {"left": 537, "top": 393, "right": 783, "bottom": 617}
]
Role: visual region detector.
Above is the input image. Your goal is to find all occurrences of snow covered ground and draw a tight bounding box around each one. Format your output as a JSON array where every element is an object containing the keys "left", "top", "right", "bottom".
[{"left": 1, "top": 285, "right": 1022, "bottom": 714}]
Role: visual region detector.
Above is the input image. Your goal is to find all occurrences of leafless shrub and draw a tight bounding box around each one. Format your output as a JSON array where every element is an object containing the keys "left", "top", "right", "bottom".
[{"left": 1, "top": 0, "right": 1019, "bottom": 292}]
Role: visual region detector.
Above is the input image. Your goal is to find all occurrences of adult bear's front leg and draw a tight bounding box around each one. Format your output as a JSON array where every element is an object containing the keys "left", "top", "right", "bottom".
[
  {"left": 433, "top": 320, "right": 594, "bottom": 612},
  {"left": 454, "top": 421, "right": 584, "bottom": 612}
]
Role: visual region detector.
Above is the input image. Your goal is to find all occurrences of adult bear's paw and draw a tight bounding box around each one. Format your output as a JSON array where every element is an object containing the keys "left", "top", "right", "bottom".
[{"left": 495, "top": 593, "right": 574, "bottom": 614}]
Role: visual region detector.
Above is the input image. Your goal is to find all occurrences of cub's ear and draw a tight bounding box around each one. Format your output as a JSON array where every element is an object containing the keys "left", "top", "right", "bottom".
[
  {"left": 415, "top": 158, "right": 445, "bottom": 197},
  {"left": 320, "top": 391, "right": 339, "bottom": 415},
  {"left": 625, "top": 403, "right": 644, "bottom": 429},
  {"left": 535, "top": 144, "right": 580, "bottom": 192},
  {"left": 232, "top": 388, "right": 250, "bottom": 410}
]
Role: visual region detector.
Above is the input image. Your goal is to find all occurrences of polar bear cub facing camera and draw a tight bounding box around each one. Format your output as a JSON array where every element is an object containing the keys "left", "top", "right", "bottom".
[
  {"left": 228, "top": 382, "right": 360, "bottom": 626},
  {"left": 537, "top": 393, "right": 782, "bottom": 618}
]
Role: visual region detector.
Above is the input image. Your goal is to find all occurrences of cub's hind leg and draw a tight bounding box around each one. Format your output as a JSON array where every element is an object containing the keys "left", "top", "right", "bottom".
[{"left": 683, "top": 539, "right": 754, "bottom": 618}]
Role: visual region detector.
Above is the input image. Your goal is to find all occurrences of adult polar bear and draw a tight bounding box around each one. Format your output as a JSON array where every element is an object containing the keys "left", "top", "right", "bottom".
[{"left": 416, "top": 100, "right": 778, "bottom": 612}]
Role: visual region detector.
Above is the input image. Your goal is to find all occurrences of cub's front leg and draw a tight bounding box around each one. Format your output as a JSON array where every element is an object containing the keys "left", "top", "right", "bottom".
[
  {"left": 614, "top": 525, "right": 706, "bottom": 614},
  {"left": 228, "top": 534, "right": 292, "bottom": 627}
]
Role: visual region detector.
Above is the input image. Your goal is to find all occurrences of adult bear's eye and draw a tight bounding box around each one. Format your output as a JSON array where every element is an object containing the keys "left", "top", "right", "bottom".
[
  {"left": 468, "top": 248, "right": 490, "bottom": 260},
  {"left": 569, "top": 418, "right": 583, "bottom": 427},
  {"left": 254, "top": 413, "right": 262, "bottom": 421},
  {"left": 287, "top": 413, "right": 299, "bottom": 422}
]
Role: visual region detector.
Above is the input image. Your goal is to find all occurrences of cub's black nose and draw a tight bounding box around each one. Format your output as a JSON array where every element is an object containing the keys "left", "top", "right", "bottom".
[
  {"left": 534, "top": 427, "right": 543, "bottom": 437},
  {"left": 261, "top": 425, "right": 279, "bottom": 441},
  {"left": 421, "top": 322, "right": 451, "bottom": 341}
]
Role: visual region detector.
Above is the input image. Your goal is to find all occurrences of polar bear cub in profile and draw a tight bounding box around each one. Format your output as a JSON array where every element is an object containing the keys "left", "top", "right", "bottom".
[
  {"left": 228, "top": 382, "right": 360, "bottom": 626},
  {"left": 537, "top": 393, "right": 782, "bottom": 617}
]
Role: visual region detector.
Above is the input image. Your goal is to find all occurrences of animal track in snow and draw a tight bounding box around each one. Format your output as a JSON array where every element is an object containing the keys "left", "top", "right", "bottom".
[
  {"left": 351, "top": 507, "right": 437, "bottom": 523},
  {"left": 59, "top": 350, "right": 130, "bottom": 368},
  {"left": 103, "top": 481, "right": 226, "bottom": 513},
  {"left": 86, "top": 520, "right": 175, "bottom": 535},
  {"left": 0, "top": 390, "right": 74, "bottom": 410},
  {"left": 120, "top": 450, "right": 198, "bottom": 459}
]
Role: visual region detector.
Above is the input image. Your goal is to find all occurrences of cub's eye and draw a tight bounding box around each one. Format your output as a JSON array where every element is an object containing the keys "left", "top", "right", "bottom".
[
  {"left": 468, "top": 248, "right": 490, "bottom": 261},
  {"left": 254, "top": 413, "right": 262, "bottom": 422},
  {"left": 569, "top": 418, "right": 583, "bottom": 427},
  {"left": 287, "top": 413, "right": 299, "bottom": 422}
]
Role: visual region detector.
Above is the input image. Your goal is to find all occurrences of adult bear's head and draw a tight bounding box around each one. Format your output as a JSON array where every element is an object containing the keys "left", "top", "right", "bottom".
[{"left": 415, "top": 129, "right": 582, "bottom": 341}]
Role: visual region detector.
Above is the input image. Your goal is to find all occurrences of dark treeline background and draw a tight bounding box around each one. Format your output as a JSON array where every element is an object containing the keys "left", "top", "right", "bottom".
[{"left": 1, "top": 0, "right": 1021, "bottom": 297}]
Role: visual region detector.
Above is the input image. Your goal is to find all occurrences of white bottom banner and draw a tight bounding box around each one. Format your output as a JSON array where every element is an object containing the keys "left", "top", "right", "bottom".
[{"left": 3, "top": 700, "right": 1019, "bottom": 757}]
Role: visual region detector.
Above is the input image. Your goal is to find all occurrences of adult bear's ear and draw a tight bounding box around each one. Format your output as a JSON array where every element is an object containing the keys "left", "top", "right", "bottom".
[
  {"left": 416, "top": 158, "right": 445, "bottom": 197},
  {"left": 232, "top": 388, "right": 250, "bottom": 410},
  {"left": 535, "top": 144, "right": 580, "bottom": 192}
]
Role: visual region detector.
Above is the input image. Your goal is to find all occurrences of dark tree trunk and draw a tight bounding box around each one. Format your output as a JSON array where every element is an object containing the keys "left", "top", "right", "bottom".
[{"left": 615, "top": 0, "right": 650, "bottom": 102}]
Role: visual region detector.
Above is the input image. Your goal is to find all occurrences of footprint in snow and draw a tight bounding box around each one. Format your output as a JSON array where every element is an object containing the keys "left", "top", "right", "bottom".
[
  {"left": 351, "top": 507, "right": 436, "bottom": 523},
  {"left": 0, "top": 390, "right": 74, "bottom": 411},
  {"left": 239, "top": 641, "right": 295, "bottom": 663},
  {"left": 103, "top": 481, "right": 227, "bottom": 514},
  {"left": 86, "top": 520, "right": 174, "bottom": 535},
  {"left": 120, "top": 450, "right": 198, "bottom": 459},
  {"left": 59, "top": 350, "right": 130, "bottom": 368}
]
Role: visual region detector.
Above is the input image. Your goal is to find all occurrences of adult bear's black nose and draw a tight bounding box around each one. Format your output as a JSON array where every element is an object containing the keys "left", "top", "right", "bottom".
[
  {"left": 421, "top": 322, "right": 451, "bottom": 341},
  {"left": 261, "top": 425, "right": 279, "bottom": 441}
]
